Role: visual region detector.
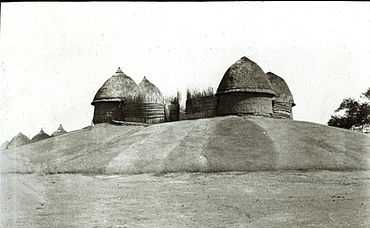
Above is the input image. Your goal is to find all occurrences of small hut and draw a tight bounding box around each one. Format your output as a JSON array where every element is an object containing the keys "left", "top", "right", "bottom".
[
  {"left": 1, "top": 140, "right": 9, "bottom": 150},
  {"left": 52, "top": 124, "right": 67, "bottom": 137},
  {"left": 30, "top": 128, "right": 51, "bottom": 143},
  {"left": 91, "top": 67, "right": 139, "bottom": 124},
  {"left": 216, "top": 56, "right": 276, "bottom": 117},
  {"left": 266, "top": 72, "right": 295, "bottom": 119},
  {"left": 124, "top": 76, "right": 165, "bottom": 124},
  {"left": 7, "top": 132, "right": 30, "bottom": 149}
]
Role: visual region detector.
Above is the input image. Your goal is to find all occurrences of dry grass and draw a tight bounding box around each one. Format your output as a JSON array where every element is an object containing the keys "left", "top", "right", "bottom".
[
  {"left": 165, "top": 91, "right": 182, "bottom": 105},
  {"left": 186, "top": 87, "right": 215, "bottom": 100}
]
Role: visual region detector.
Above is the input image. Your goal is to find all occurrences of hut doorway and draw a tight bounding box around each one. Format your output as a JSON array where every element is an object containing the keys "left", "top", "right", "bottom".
[{"left": 112, "top": 102, "right": 124, "bottom": 122}]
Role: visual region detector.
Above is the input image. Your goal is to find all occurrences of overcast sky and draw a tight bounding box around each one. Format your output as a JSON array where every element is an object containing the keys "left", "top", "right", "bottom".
[{"left": 1, "top": 2, "right": 370, "bottom": 143}]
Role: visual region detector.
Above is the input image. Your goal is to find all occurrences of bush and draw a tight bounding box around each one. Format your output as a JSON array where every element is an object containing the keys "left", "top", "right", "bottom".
[{"left": 328, "top": 88, "right": 370, "bottom": 129}]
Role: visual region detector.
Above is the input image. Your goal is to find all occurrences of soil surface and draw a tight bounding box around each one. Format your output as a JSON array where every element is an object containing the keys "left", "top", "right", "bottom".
[
  {"left": 2, "top": 171, "right": 370, "bottom": 228},
  {"left": 2, "top": 117, "right": 370, "bottom": 227},
  {"left": 2, "top": 116, "right": 370, "bottom": 174}
]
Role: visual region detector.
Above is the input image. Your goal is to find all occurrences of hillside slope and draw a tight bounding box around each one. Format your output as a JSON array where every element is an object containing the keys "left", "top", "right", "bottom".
[{"left": 1, "top": 116, "right": 370, "bottom": 174}]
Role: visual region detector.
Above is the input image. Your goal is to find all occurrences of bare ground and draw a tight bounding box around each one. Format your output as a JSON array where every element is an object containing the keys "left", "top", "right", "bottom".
[
  {"left": 2, "top": 116, "right": 370, "bottom": 174},
  {"left": 1, "top": 117, "right": 370, "bottom": 227},
  {"left": 1, "top": 171, "right": 370, "bottom": 228}
]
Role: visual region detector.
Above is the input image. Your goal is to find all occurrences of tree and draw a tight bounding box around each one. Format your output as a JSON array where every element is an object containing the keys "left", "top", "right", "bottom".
[
  {"left": 328, "top": 88, "right": 370, "bottom": 129},
  {"left": 362, "top": 87, "right": 370, "bottom": 99}
]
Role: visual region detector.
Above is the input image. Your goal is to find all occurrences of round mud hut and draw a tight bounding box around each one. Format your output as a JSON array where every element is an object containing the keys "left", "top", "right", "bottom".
[
  {"left": 125, "top": 76, "right": 165, "bottom": 124},
  {"left": 30, "top": 128, "right": 51, "bottom": 143},
  {"left": 7, "top": 132, "right": 30, "bottom": 149},
  {"left": 51, "top": 124, "right": 67, "bottom": 137},
  {"left": 266, "top": 72, "right": 295, "bottom": 119},
  {"left": 216, "top": 56, "right": 276, "bottom": 117},
  {"left": 91, "top": 67, "right": 139, "bottom": 124}
]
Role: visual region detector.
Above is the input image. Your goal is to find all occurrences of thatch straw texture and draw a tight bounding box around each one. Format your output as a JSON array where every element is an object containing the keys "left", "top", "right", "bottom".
[
  {"left": 137, "top": 77, "right": 164, "bottom": 104},
  {"left": 52, "top": 124, "right": 67, "bottom": 137},
  {"left": 216, "top": 57, "right": 275, "bottom": 117},
  {"left": 92, "top": 67, "right": 139, "bottom": 104},
  {"left": 1, "top": 140, "right": 9, "bottom": 150},
  {"left": 186, "top": 88, "right": 214, "bottom": 100},
  {"left": 185, "top": 95, "right": 217, "bottom": 120},
  {"left": 266, "top": 72, "right": 295, "bottom": 106},
  {"left": 8, "top": 132, "right": 30, "bottom": 149},
  {"left": 30, "top": 129, "right": 51, "bottom": 143},
  {"left": 266, "top": 72, "right": 295, "bottom": 119},
  {"left": 216, "top": 57, "right": 276, "bottom": 96},
  {"left": 217, "top": 92, "right": 273, "bottom": 117},
  {"left": 116, "top": 76, "right": 165, "bottom": 124},
  {"left": 271, "top": 101, "right": 293, "bottom": 119},
  {"left": 123, "top": 102, "right": 165, "bottom": 124},
  {"left": 92, "top": 75, "right": 166, "bottom": 124}
]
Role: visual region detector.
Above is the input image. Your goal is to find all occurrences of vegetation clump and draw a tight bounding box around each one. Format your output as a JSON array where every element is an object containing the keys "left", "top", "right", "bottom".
[{"left": 328, "top": 87, "right": 370, "bottom": 129}]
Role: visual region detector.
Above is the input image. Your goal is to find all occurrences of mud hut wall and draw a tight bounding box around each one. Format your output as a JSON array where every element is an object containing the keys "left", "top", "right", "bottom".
[
  {"left": 272, "top": 101, "right": 293, "bottom": 119},
  {"left": 122, "top": 102, "right": 165, "bottom": 124},
  {"left": 216, "top": 92, "right": 273, "bottom": 117},
  {"left": 93, "top": 102, "right": 122, "bottom": 124},
  {"left": 185, "top": 96, "right": 218, "bottom": 120}
]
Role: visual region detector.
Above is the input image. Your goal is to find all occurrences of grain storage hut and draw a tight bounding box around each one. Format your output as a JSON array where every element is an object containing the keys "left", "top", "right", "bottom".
[
  {"left": 1, "top": 141, "right": 9, "bottom": 150},
  {"left": 266, "top": 72, "right": 295, "bottom": 119},
  {"left": 51, "top": 124, "right": 67, "bottom": 137},
  {"left": 30, "top": 128, "right": 50, "bottom": 143},
  {"left": 7, "top": 132, "right": 30, "bottom": 149},
  {"left": 91, "top": 67, "right": 139, "bottom": 124},
  {"left": 125, "top": 76, "right": 165, "bottom": 124},
  {"left": 216, "top": 56, "right": 276, "bottom": 117}
]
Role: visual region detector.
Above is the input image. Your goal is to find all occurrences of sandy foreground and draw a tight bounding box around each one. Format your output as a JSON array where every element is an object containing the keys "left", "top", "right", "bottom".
[{"left": 1, "top": 170, "right": 370, "bottom": 228}]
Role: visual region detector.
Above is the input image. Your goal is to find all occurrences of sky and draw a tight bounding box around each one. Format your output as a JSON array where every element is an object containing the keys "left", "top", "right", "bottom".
[{"left": 1, "top": 2, "right": 370, "bottom": 143}]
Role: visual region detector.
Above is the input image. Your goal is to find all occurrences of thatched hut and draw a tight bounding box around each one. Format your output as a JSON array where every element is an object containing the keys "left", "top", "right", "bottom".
[
  {"left": 52, "top": 124, "right": 67, "bottom": 137},
  {"left": 124, "top": 76, "right": 165, "bottom": 124},
  {"left": 7, "top": 132, "right": 30, "bottom": 149},
  {"left": 1, "top": 141, "right": 9, "bottom": 150},
  {"left": 266, "top": 72, "right": 295, "bottom": 119},
  {"left": 91, "top": 67, "right": 139, "bottom": 124},
  {"left": 216, "top": 56, "right": 276, "bottom": 117},
  {"left": 30, "top": 128, "right": 50, "bottom": 143}
]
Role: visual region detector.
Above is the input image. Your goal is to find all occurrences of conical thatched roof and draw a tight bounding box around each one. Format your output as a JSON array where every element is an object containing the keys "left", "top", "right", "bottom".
[
  {"left": 1, "top": 140, "right": 9, "bottom": 150},
  {"left": 137, "top": 76, "right": 164, "bottom": 103},
  {"left": 52, "top": 124, "right": 67, "bottom": 137},
  {"left": 216, "top": 56, "right": 276, "bottom": 96},
  {"left": 30, "top": 129, "right": 50, "bottom": 143},
  {"left": 266, "top": 72, "right": 295, "bottom": 106},
  {"left": 7, "top": 132, "right": 30, "bottom": 148},
  {"left": 92, "top": 67, "right": 139, "bottom": 104}
]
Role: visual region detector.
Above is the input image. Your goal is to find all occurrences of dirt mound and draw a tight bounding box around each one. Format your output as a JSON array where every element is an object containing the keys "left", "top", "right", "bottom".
[{"left": 1, "top": 116, "right": 370, "bottom": 174}]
